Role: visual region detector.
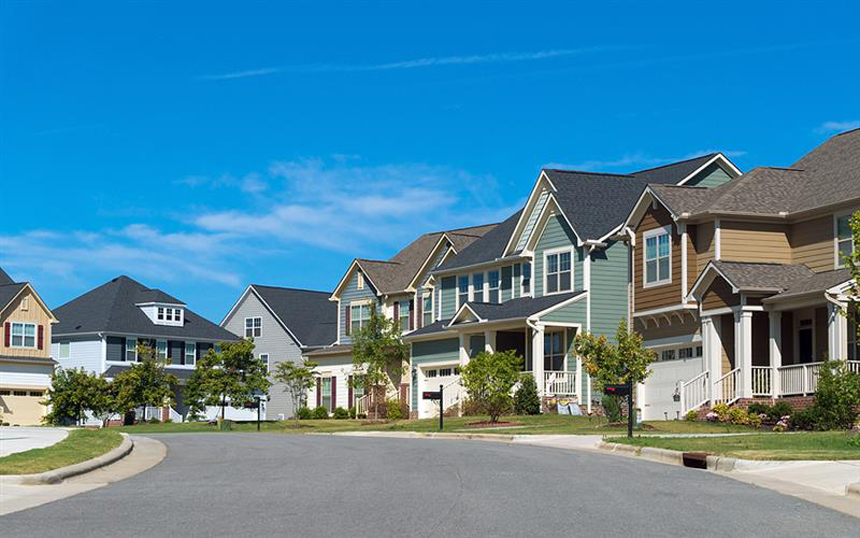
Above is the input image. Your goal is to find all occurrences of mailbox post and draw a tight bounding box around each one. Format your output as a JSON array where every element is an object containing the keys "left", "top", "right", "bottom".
[
  {"left": 422, "top": 384, "right": 444, "bottom": 431},
  {"left": 603, "top": 381, "right": 634, "bottom": 438}
]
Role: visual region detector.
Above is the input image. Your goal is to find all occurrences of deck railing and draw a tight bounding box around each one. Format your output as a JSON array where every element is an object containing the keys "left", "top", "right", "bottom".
[
  {"left": 751, "top": 366, "right": 772, "bottom": 397},
  {"left": 543, "top": 371, "right": 577, "bottom": 397},
  {"left": 355, "top": 394, "right": 371, "bottom": 417},
  {"left": 713, "top": 368, "right": 740, "bottom": 405},
  {"left": 680, "top": 370, "right": 710, "bottom": 414},
  {"left": 778, "top": 362, "right": 821, "bottom": 396}
]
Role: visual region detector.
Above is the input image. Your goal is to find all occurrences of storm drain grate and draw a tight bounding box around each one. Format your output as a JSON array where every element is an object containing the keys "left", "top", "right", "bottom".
[{"left": 682, "top": 452, "right": 709, "bottom": 469}]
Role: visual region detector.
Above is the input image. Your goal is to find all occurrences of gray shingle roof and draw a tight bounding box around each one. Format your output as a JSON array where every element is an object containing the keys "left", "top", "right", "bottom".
[
  {"left": 0, "top": 283, "right": 26, "bottom": 311},
  {"left": 304, "top": 343, "right": 353, "bottom": 357},
  {"left": 250, "top": 285, "right": 336, "bottom": 347},
  {"left": 53, "top": 275, "right": 239, "bottom": 341},
  {"left": 407, "top": 319, "right": 453, "bottom": 338},
  {"left": 711, "top": 261, "right": 815, "bottom": 292},
  {"left": 650, "top": 130, "right": 860, "bottom": 218},
  {"left": 630, "top": 153, "right": 718, "bottom": 184},
  {"left": 771, "top": 268, "right": 852, "bottom": 300},
  {"left": 104, "top": 364, "right": 195, "bottom": 381},
  {"left": 0, "top": 267, "right": 13, "bottom": 286},
  {"left": 436, "top": 210, "right": 523, "bottom": 271}
]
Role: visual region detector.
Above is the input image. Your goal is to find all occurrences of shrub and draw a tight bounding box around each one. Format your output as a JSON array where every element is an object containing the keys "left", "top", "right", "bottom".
[
  {"left": 684, "top": 410, "right": 699, "bottom": 422},
  {"left": 711, "top": 403, "right": 730, "bottom": 422},
  {"left": 148, "top": 418, "right": 161, "bottom": 424},
  {"left": 727, "top": 407, "right": 750, "bottom": 425},
  {"left": 810, "top": 361, "right": 860, "bottom": 430},
  {"left": 333, "top": 407, "right": 350, "bottom": 419},
  {"left": 602, "top": 394, "right": 622, "bottom": 422},
  {"left": 385, "top": 399, "right": 404, "bottom": 420},
  {"left": 461, "top": 398, "right": 483, "bottom": 417},
  {"left": 746, "top": 412, "right": 762, "bottom": 428},
  {"left": 460, "top": 350, "right": 521, "bottom": 422},
  {"left": 769, "top": 402, "right": 794, "bottom": 421},
  {"left": 296, "top": 406, "right": 313, "bottom": 420},
  {"left": 848, "top": 434, "right": 860, "bottom": 448},
  {"left": 312, "top": 406, "right": 330, "bottom": 419},
  {"left": 514, "top": 374, "right": 541, "bottom": 415},
  {"left": 218, "top": 419, "right": 233, "bottom": 431},
  {"left": 348, "top": 406, "right": 356, "bottom": 419},
  {"left": 788, "top": 407, "right": 820, "bottom": 431},
  {"left": 746, "top": 403, "right": 770, "bottom": 416}
]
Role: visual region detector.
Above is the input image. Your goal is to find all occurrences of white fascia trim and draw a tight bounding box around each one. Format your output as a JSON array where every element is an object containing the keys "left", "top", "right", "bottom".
[
  {"left": 0, "top": 283, "right": 58, "bottom": 323},
  {"left": 503, "top": 170, "right": 556, "bottom": 256},
  {"left": 406, "top": 234, "right": 454, "bottom": 292},
  {"left": 531, "top": 292, "right": 587, "bottom": 320},
  {"left": 446, "top": 303, "right": 486, "bottom": 327},
  {"left": 431, "top": 254, "right": 528, "bottom": 277},
  {"left": 687, "top": 261, "right": 738, "bottom": 301},
  {"left": 249, "top": 286, "right": 305, "bottom": 348},
  {"left": 633, "top": 303, "right": 698, "bottom": 318},
  {"left": 644, "top": 333, "right": 702, "bottom": 349},
  {"left": 331, "top": 260, "right": 382, "bottom": 300},
  {"left": 523, "top": 194, "right": 584, "bottom": 255},
  {"left": 220, "top": 285, "right": 253, "bottom": 326},
  {"left": 676, "top": 153, "right": 742, "bottom": 185}
]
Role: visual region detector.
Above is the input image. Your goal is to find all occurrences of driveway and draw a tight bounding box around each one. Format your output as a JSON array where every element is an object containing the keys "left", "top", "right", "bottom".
[
  {"left": 0, "top": 427, "right": 68, "bottom": 457},
  {"left": 1, "top": 433, "right": 857, "bottom": 537}
]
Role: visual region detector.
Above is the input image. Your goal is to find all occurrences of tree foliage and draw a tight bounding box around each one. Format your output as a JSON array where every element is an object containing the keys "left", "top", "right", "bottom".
[
  {"left": 574, "top": 320, "right": 655, "bottom": 387},
  {"left": 42, "top": 368, "right": 106, "bottom": 425},
  {"left": 460, "top": 350, "right": 521, "bottom": 422},
  {"left": 185, "top": 339, "right": 271, "bottom": 420},
  {"left": 351, "top": 304, "right": 408, "bottom": 419},
  {"left": 513, "top": 373, "right": 541, "bottom": 415},
  {"left": 811, "top": 360, "right": 860, "bottom": 430},
  {"left": 843, "top": 211, "right": 860, "bottom": 344},
  {"left": 273, "top": 360, "right": 318, "bottom": 421},
  {"left": 114, "top": 341, "right": 178, "bottom": 418}
]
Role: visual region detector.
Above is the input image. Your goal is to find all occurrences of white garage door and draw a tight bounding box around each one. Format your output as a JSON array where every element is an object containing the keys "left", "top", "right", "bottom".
[{"left": 420, "top": 365, "right": 460, "bottom": 418}]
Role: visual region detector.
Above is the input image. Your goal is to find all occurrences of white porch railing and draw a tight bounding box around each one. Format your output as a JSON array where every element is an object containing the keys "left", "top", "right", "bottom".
[
  {"left": 848, "top": 361, "right": 860, "bottom": 375},
  {"left": 355, "top": 394, "right": 371, "bottom": 417},
  {"left": 779, "top": 362, "right": 822, "bottom": 395},
  {"left": 751, "top": 366, "right": 772, "bottom": 397},
  {"left": 168, "top": 407, "right": 184, "bottom": 423},
  {"left": 680, "top": 371, "right": 709, "bottom": 414},
  {"left": 543, "top": 371, "right": 577, "bottom": 397},
  {"left": 441, "top": 378, "right": 463, "bottom": 414},
  {"left": 713, "top": 368, "right": 740, "bottom": 406}
]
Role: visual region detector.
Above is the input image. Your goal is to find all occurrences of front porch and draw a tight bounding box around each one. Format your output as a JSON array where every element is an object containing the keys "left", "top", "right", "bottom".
[{"left": 682, "top": 301, "right": 858, "bottom": 413}]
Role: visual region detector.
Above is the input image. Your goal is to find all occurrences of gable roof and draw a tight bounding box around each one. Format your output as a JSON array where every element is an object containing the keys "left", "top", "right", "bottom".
[
  {"left": 703, "top": 261, "right": 815, "bottom": 293},
  {"left": 767, "top": 268, "right": 852, "bottom": 301},
  {"left": 53, "top": 275, "right": 238, "bottom": 341},
  {"left": 436, "top": 210, "right": 523, "bottom": 272},
  {"left": 629, "top": 153, "right": 722, "bottom": 184},
  {"left": 0, "top": 267, "right": 13, "bottom": 286},
  {"left": 0, "top": 283, "right": 27, "bottom": 313},
  {"left": 248, "top": 285, "right": 336, "bottom": 347},
  {"left": 454, "top": 291, "right": 585, "bottom": 324}
]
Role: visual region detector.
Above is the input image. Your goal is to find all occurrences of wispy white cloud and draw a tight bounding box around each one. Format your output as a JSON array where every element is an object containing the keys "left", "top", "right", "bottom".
[
  {"left": 816, "top": 120, "right": 860, "bottom": 133},
  {"left": 200, "top": 47, "right": 619, "bottom": 80},
  {"left": 547, "top": 149, "right": 746, "bottom": 172}
]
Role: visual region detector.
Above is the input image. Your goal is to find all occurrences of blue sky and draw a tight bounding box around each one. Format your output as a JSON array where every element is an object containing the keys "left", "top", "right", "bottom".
[{"left": 2, "top": 1, "right": 859, "bottom": 321}]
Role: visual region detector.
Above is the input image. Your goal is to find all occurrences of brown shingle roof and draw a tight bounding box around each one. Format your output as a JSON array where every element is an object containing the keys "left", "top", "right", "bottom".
[{"left": 711, "top": 261, "right": 814, "bottom": 292}]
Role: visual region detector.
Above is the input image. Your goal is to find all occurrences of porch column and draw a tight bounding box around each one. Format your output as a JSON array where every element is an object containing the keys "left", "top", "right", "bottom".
[
  {"left": 575, "top": 355, "right": 583, "bottom": 405},
  {"left": 484, "top": 330, "right": 496, "bottom": 354},
  {"left": 532, "top": 324, "right": 545, "bottom": 399},
  {"left": 702, "top": 316, "right": 721, "bottom": 404},
  {"left": 458, "top": 333, "right": 470, "bottom": 367},
  {"left": 769, "top": 311, "right": 782, "bottom": 398},
  {"left": 736, "top": 310, "right": 753, "bottom": 399},
  {"left": 827, "top": 302, "right": 847, "bottom": 362}
]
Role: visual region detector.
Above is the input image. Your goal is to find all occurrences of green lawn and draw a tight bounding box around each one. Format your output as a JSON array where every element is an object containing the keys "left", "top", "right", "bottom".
[
  {"left": 613, "top": 432, "right": 860, "bottom": 460},
  {"left": 0, "top": 428, "right": 124, "bottom": 475},
  {"left": 115, "top": 415, "right": 756, "bottom": 436}
]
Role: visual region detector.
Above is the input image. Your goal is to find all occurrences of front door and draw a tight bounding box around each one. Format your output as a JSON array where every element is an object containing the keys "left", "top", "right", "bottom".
[{"left": 798, "top": 320, "right": 814, "bottom": 363}]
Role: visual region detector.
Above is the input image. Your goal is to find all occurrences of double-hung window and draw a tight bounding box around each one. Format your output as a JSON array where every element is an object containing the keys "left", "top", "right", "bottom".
[
  {"left": 59, "top": 342, "right": 70, "bottom": 359},
  {"left": 260, "top": 353, "right": 270, "bottom": 374},
  {"left": 836, "top": 214, "right": 855, "bottom": 268},
  {"left": 350, "top": 303, "right": 371, "bottom": 334},
  {"left": 472, "top": 273, "right": 485, "bottom": 302},
  {"left": 422, "top": 294, "right": 433, "bottom": 327},
  {"left": 321, "top": 377, "right": 332, "bottom": 412},
  {"left": 488, "top": 270, "right": 500, "bottom": 303},
  {"left": 10, "top": 323, "right": 36, "bottom": 348},
  {"left": 185, "top": 342, "right": 196, "bottom": 365},
  {"left": 644, "top": 227, "right": 671, "bottom": 286},
  {"left": 156, "top": 340, "right": 168, "bottom": 361},
  {"left": 457, "top": 276, "right": 469, "bottom": 307},
  {"left": 522, "top": 263, "right": 532, "bottom": 295},
  {"left": 399, "top": 301, "right": 410, "bottom": 331},
  {"left": 245, "top": 317, "right": 262, "bottom": 338},
  {"left": 543, "top": 330, "right": 565, "bottom": 371},
  {"left": 545, "top": 250, "right": 572, "bottom": 294},
  {"left": 126, "top": 338, "right": 137, "bottom": 362}
]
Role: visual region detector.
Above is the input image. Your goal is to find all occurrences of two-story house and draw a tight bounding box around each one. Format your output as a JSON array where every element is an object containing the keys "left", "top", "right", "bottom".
[
  {"left": 220, "top": 285, "right": 336, "bottom": 419},
  {"left": 405, "top": 154, "right": 741, "bottom": 418},
  {"left": 0, "top": 267, "right": 58, "bottom": 425},
  {"left": 304, "top": 224, "right": 496, "bottom": 416},
  {"left": 624, "top": 129, "right": 860, "bottom": 419},
  {"left": 51, "top": 275, "right": 239, "bottom": 423}
]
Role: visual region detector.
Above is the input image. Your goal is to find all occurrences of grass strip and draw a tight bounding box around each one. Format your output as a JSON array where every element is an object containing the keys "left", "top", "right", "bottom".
[{"left": 0, "top": 428, "right": 123, "bottom": 475}]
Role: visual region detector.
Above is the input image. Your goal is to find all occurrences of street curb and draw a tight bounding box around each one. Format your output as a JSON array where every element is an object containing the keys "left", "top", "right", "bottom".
[
  {"left": 325, "top": 431, "right": 516, "bottom": 442},
  {"left": 847, "top": 482, "right": 860, "bottom": 500},
  {"left": 0, "top": 433, "right": 134, "bottom": 485},
  {"left": 598, "top": 441, "right": 739, "bottom": 470}
]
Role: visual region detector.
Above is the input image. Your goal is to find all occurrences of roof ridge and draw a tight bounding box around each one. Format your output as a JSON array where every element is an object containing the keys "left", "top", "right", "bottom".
[
  {"left": 834, "top": 127, "right": 860, "bottom": 137},
  {"left": 759, "top": 166, "right": 805, "bottom": 172},
  {"left": 543, "top": 168, "right": 635, "bottom": 178},
  {"left": 356, "top": 258, "right": 400, "bottom": 265},
  {"left": 632, "top": 153, "right": 717, "bottom": 174},
  {"left": 651, "top": 184, "right": 710, "bottom": 190},
  {"left": 252, "top": 284, "right": 331, "bottom": 295}
]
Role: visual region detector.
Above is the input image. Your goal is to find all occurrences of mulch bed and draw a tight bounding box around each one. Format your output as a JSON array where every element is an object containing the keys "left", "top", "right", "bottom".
[{"left": 463, "top": 421, "right": 520, "bottom": 429}]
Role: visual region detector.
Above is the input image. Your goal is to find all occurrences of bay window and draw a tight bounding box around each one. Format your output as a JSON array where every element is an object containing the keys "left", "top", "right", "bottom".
[
  {"left": 644, "top": 227, "right": 671, "bottom": 286},
  {"left": 545, "top": 249, "right": 572, "bottom": 294}
]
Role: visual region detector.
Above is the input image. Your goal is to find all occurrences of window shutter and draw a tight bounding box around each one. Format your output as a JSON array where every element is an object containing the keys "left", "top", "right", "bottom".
[
  {"left": 416, "top": 298, "right": 422, "bottom": 329},
  {"left": 409, "top": 299, "right": 415, "bottom": 330},
  {"left": 4, "top": 322, "right": 9, "bottom": 347},
  {"left": 330, "top": 376, "right": 337, "bottom": 413},
  {"left": 348, "top": 375, "right": 353, "bottom": 408},
  {"left": 316, "top": 378, "right": 321, "bottom": 408},
  {"left": 393, "top": 302, "right": 399, "bottom": 322},
  {"left": 37, "top": 325, "right": 44, "bottom": 350},
  {"left": 345, "top": 305, "right": 351, "bottom": 336},
  {"left": 120, "top": 337, "right": 127, "bottom": 361}
]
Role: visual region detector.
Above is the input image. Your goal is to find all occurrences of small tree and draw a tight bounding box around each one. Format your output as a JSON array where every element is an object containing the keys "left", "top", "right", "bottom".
[
  {"left": 460, "top": 350, "right": 521, "bottom": 422},
  {"left": 42, "top": 368, "right": 104, "bottom": 425},
  {"left": 351, "top": 304, "right": 408, "bottom": 420},
  {"left": 514, "top": 373, "right": 541, "bottom": 415},
  {"left": 811, "top": 360, "right": 860, "bottom": 430},
  {"left": 89, "top": 375, "right": 119, "bottom": 427},
  {"left": 114, "top": 341, "right": 178, "bottom": 422},
  {"left": 185, "top": 339, "right": 271, "bottom": 421},
  {"left": 273, "top": 360, "right": 318, "bottom": 421},
  {"left": 574, "top": 320, "right": 656, "bottom": 421}
]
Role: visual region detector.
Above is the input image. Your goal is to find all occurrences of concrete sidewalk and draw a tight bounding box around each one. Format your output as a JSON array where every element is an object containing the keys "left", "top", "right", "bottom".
[{"left": 0, "top": 427, "right": 69, "bottom": 457}]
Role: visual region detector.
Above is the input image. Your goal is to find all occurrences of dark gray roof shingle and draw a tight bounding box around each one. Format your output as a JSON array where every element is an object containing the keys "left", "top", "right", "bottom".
[
  {"left": 771, "top": 268, "right": 852, "bottom": 300},
  {"left": 630, "top": 153, "right": 718, "bottom": 184},
  {"left": 464, "top": 291, "right": 584, "bottom": 322},
  {"left": 436, "top": 210, "right": 523, "bottom": 271},
  {"left": 0, "top": 283, "right": 26, "bottom": 311},
  {"left": 711, "top": 261, "right": 815, "bottom": 292},
  {"left": 0, "top": 267, "right": 13, "bottom": 286},
  {"left": 304, "top": 343, "right": 353, "bottom": 357},
  {"left": 104, "top": 364, "right": 195, "bottom": 381},
  {"left": 250, "top": 285, "right": 336, "bottom": 348},
  {"left": 53, "top": 275, "right": 238, "bottom": 341}
]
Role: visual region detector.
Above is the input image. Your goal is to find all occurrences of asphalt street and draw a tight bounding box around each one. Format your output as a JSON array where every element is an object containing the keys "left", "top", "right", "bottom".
[{"left": 2, "top": 433, "right": 857, "bottom": 537}]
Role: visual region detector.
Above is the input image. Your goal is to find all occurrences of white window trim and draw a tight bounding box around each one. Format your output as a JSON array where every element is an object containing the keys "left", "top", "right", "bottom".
[
  {"left": 834, "top": 211, "right": 856, "bottom": 269},
  {"left": 471, "top": 272, "right": 485, "bottom": 303},
  {"left": 59, "top": 341, "right": 70, "bottom": 359},
  {"left": 244, "top": 316, "right": 262, "bottom": 338},
  {"left": 260, "top": 353, "right": 270, "bottom": 373},
  {"left": 456, "top": 275, "right": 470, "bottom": 310},
  {"left": 642, "top": 226, "right": 672, "bottom": 289},
  {"left": 349, "top": 300, "right": 372, "bottom": 334},
  {"left": 542, "top": 247, "right": 575, "bottom": 296},
  {"left": 156, "top": 339, "right": 168, "bottom": 361},
  {"left": 422, "top": 291, "right": 434, "bottom": 327},
  {"left": 520, "top": 261, "right": 533, "bottom": 298},
  {"left": 10, "top": 322, "right": 37, "bottom": 349},
  {"left": 487, "top": 269, "right": 501, "bottom": 304},
  {"left": 185, "top": 342, "right": 196, "bottom": 365},
  {"left": 543, "top": 328, "right": 569, "bottom": 372},
  {"left": 125, "top": 337, "right": 137, "bottom": 362}
]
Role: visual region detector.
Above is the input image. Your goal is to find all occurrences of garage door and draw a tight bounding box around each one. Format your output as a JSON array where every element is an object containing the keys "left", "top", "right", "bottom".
[
  {"left": 0, "top": 388, "right": 47, "bottom": 426},
  {"left": 420, "top": 365, "right": 460, "bottom": 418}
]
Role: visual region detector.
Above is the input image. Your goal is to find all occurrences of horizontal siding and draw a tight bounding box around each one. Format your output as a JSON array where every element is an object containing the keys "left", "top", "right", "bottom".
[
  {"left": 634, "top": 206, "right": 682, "bottom": 311},
  {"left": 702, "top": 279, "right": 739, "bottom": 311},
  {"left": 540, "top": 299, "right": 587, "bottom": 324},
  {"left": 0, "top": 361, "right": 53, "bottom": 387},
  {"left": 686, "top": 162, "right": 733, "bottom": 188},
  {"left": 589, "top": 240, "right": 628, "bottom": 343},
  {"left": 51, "top": 338, "right": 103, "bottom": 374},
  {"left": 790, "top": 215, "right": 834, "bottom": 272},
  {"left": 721, "top": 221, "right": 791, "bottom": 264},
  {"left": 534, "top": 215, "right": 583, "bottom": 298},
  {"left": 411, "top": 338, "right": 460, "bottom": 365},
  {"left": 339, "top": 270, "right": 379, "bottom": 344},
  {"left": 440, "top": 276, "right": 456, "bottom": 319},
  {"left": 696, "top": 221, "right": 715, "bottom": 274}
]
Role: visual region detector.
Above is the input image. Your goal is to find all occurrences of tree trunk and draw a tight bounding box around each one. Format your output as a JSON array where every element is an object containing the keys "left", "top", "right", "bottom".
[{"left": 221, "top": 394, "right": 227, "bottom": 421}]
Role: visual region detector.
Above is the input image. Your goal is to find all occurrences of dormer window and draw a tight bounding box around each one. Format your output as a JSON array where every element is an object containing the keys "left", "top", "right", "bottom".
[
  {"left": 157, "top": 307, "right": 164, "bottom": 321},
  {"left": 144, "top": 303, "right": 184, "bottom": 326}
]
